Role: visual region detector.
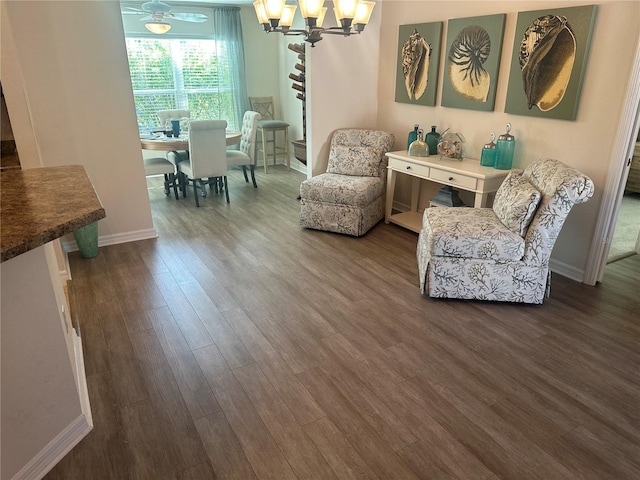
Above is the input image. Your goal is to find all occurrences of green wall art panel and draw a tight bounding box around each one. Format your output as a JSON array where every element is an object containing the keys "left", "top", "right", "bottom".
[
  {"left": 505, "top": 4, "right": 597, "bottom": 120},
  {"left": 441, "top": 14, "right": 506, "bottom": 112},
  {"left": 395, "top": 22, "right": 443, "bottom": 106}
]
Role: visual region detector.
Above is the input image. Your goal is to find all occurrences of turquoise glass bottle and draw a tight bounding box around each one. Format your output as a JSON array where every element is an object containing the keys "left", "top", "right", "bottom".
[
  {"left": 425, "top": 125, "right": 440, "bottom": 155},
  {"left": 494, "top": 123, "right": 515, "bottom": 170},
  {"left": 407, "top": 124, "right": 419, "bottom": 151}
]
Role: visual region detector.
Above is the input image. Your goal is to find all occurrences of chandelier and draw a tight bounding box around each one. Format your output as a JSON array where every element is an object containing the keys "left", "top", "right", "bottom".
[{"left": 253, "top": 0, "right": 376, "bottom": 46}]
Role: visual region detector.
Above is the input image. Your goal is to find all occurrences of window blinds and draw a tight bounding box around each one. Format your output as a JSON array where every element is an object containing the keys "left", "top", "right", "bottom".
[{"left": 126, "top": 37, "right": 237, "bottom": 130}]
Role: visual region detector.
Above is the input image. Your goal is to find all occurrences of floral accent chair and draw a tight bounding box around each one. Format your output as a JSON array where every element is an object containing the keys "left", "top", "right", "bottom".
[
  {"left": 299, "top": 129, "right": 395, "bottom": 236},
  {"left": 416, "top": 158, "right": 594, "bottom": 304}
]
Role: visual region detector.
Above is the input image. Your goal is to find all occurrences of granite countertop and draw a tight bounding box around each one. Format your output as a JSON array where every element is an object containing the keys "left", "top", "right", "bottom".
[{"left": 1, "top": 165, "right": 106, "bottom": 262}]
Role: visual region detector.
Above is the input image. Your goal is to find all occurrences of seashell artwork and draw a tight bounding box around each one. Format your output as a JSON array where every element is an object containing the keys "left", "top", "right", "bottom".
[
  {"left": 401, "top": 29, "right": 432, "bottom": 100},
  {"left": 504, "top": 5, "right": 596, "bottom": 120},
  {"left": 441, "top": 14, "right": 505, "bottom": 111},
  {"left": 395, "top": 22, "right": 443, "bottom": 106},
  {"left": 447, "top": 25, "right": 492, "bottom": 102},
  {"left": 519, "top": 15, "right": 576, "bottom": 112}
]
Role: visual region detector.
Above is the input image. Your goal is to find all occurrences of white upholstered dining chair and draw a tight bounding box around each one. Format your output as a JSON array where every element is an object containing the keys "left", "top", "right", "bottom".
[
  {"left": 177, "top": 120, "right": 228, "bottom": 206},
  {"left": 157, "top": 109, "right": 190, "bottom": 127},
  {"left": 227, "top": 111, "right": 261, "bottom": 188},
  {"left": 158, "top": 109, "right": 190, "bottom": 166},
  {"left": 143, "top": 156, "right": 179, "bottom": 200}
]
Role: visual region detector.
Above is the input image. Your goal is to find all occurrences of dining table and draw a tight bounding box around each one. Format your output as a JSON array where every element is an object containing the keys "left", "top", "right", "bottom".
[
  {"left": 140, "top": 130, "right": 242, "bottom": 200},
  {"left": 140, "top": 130, "right": 242, "bottom": 162}
]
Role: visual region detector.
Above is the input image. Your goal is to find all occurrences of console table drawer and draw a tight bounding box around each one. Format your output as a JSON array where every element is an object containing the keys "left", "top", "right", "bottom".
[
  {"left": 390, "top": 158, "right": 430, "bottom": 178},
  {"left": 430, "top": 168, "right": 477, "bottom": 190}
]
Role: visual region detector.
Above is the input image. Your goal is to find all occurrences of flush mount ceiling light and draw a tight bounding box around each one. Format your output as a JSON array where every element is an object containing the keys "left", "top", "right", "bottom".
[
  {"left": 145, "top": 21, "right": 172, "bottom": 34},
  {"left": 253, "top": 0, "right": 375, "bottom": 46}
]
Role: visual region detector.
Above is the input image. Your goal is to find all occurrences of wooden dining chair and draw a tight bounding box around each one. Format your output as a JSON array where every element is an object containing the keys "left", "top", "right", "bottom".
[{"left": 249, "top": 97, "right": 290, "bottom": 173}]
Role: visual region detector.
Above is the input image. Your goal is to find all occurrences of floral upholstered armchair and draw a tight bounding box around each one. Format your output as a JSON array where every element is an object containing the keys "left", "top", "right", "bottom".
[
  {"left": 416, "top": 158, "right": 594, "bottom": 304},
  {"left": 299, "top": 129, "right": 395, "bottom": 236}
]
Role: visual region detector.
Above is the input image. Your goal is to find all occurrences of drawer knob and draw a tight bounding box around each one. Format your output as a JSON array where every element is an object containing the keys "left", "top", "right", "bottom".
[
  {"left": 449, "top": 176, "right": 454, "bottom": 181},
  {"left": 406, "top": 166, "right": 411, "bottom": 170}
]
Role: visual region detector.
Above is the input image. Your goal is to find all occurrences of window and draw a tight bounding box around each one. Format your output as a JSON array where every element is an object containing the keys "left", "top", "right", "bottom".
[{"left": 126, "top": 37, "right": 239, "bottom": 131}]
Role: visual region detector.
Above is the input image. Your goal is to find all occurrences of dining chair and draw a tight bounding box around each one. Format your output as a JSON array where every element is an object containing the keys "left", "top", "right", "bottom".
[
  {"left": 177, "top": 120, "right": 228, "bottom": 207},
  {"left": 227, "top": 111, "right": 261, "bottom": 188},
  {"left": 143, "top": 156, "right": 179, "bottom": 200},
  {"left": 157, "top": 109, "right": 190, "bottom": 126},
  {"left": 158, "top": 109, "right": 190, "bottom": 166},
  {"left": 249, "top": 96, "right": 290, "bottom": 173}
]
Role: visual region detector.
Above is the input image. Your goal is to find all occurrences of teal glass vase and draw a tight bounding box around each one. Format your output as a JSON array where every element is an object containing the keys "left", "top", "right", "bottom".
[
  {"left": 480, "top": 133, "right": 497, "bottom": 167},
  {"left": 494, "top": 124, "right": 515, "bottom": 170}
]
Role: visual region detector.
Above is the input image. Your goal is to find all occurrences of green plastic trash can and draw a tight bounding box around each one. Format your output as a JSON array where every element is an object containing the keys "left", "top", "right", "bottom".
[{"left": 73, "top": 221, "right": 99, "bottom": 258}]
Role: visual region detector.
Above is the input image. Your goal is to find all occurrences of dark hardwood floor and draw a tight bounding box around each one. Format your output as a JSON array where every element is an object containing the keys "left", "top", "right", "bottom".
[{"left": 45, "top": 165, "right": 640, "bottom": 479}]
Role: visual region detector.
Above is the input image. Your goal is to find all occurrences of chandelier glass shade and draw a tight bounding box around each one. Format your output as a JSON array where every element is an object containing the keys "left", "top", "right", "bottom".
[
  {"left": 253, "top": 0, "right": 375, "bottom": 46},
  {"left": 145, "top": 21, "right": 172, "bottom": 34}
]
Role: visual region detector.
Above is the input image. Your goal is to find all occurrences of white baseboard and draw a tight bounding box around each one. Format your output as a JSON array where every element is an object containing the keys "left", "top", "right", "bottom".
[
  {"left": 392, "top": 200, "right": 412, "bottom": 214},
  {"left": 289, "top": 162, "right": 306, "bottom": 174},
  {"left": 550, "top": 258, "right": 586, "bottom": 283},
  {"left": 59, "top": 228, "right": 157, "bottom": 279},
  {"left": 11, "top": 414, "right": 92, "bottom": 480},
  {"left": 59, "top": 268, "right": 71, "bottom": 283},
  {"left": 256, "top": 159, "right": 306, "bottom": 175},
  {"left": 61, "top": 228, "right": 158, "bottom": 253},
  {"left": 73, "top": 331, "right": 93, "bottom": 428}
]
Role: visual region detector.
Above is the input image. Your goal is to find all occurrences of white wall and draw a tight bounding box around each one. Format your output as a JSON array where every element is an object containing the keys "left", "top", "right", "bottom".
[
  {"left": 241, "top": 6, "right": 306, "bottom": 172},
  {"left": 306, "top": 1, "right": 383, "bottom": 176},
  {"left": 376, "top": 0, "right": 640, "bottom": 279},
  {"left": 2, "top": 0, "right": 155, "bottom": 245}
]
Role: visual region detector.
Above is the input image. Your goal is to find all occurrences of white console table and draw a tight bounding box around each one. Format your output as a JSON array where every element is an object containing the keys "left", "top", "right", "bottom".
[{"left": 385, "top": 150, "right": 511, "bottom": 233}]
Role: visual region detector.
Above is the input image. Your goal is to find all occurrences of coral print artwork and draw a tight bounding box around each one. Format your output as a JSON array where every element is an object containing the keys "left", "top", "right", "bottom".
[
  {"left": 505, "top": 5, "right": 597, "bottom": 120},
  {"left": 395, "top": 22, "right": 443, "bottom": 107},
  {"left": 441, "top": 14, "right": 505, "bottom": 112}
]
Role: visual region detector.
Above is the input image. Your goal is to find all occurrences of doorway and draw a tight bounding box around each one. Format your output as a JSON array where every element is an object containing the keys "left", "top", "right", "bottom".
[
  {"left": 608, "top": 197, "right": 640, "bottom": 262},
  {"left": 586, "top": 41, "right": 640, "bottom": 284},
  {"left": 607, "top": 131, "right": 640, "bottom": 263}
]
